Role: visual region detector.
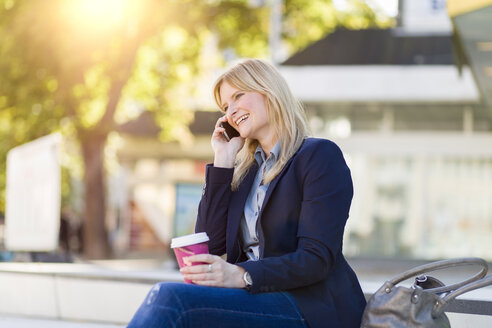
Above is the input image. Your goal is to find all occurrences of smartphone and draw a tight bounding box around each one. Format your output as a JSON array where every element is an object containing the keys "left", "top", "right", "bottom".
[{"left": 220, "top": 121, "right": 240, "bottom": 142}]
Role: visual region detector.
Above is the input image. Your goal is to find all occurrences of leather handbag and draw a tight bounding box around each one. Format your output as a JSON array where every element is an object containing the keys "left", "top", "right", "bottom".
[{"left": 361, "top": 257, "right": 492, "bottom": 328}]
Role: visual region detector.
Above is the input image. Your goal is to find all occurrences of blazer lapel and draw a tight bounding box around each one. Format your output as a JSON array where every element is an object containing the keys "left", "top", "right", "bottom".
[
  {"left": 257, "top": 141, "right": 306, "bottom": 258},
  {"left": 260, "top": 152, "right": 297, "bottom": 214},
  {"left": 261, "top": 139, "right": 306, "bottom": 213},
  {"left": 226, "top": 163, "right": 258, "bottom": 261}
]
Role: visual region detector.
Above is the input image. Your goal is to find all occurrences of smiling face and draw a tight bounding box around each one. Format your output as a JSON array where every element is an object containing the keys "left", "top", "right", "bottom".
[{"left": 219, "top": 81, "right": 275, "bottom": 148}]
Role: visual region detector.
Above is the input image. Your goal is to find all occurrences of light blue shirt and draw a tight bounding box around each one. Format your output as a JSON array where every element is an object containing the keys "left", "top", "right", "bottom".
[{"left": 240, "top": 142, "right": 280, "bottom": 261}]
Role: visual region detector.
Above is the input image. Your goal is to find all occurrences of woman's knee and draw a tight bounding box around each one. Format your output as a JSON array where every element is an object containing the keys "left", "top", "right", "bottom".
[
  {"left": 144, "top": 282, "right": 187, "bottom": 309},
  {"left": 128, "top": 283, "right": 186, "bottom": 328}
]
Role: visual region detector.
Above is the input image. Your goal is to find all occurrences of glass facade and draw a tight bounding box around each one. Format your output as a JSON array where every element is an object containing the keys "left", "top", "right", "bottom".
[
  {"left": 306, "top": 102, "right": 492, "bottom": 261},
  {"left": 345, "top": 154, "right": 492, "bottom": 260}
]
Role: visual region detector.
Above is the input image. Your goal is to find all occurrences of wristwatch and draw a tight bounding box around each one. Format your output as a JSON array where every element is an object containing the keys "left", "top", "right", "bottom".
[{"left": 243, "top": 271, "right": 253, "bottom": 289}]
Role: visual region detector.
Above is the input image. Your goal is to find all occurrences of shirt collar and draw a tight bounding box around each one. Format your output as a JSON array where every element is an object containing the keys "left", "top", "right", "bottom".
[{"left": 254, "top": 141, "right": 280, "bottom": 166}]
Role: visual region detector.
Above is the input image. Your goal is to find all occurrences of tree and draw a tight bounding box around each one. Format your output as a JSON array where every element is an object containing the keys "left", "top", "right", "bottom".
[{"left": 0, "top": 0, "right": 390, "bottom": 258}]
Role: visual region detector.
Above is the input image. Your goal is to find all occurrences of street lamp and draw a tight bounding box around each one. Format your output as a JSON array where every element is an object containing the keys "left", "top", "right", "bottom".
[{"left": 249, "top": 0, "right": 284, "bottom": 65}]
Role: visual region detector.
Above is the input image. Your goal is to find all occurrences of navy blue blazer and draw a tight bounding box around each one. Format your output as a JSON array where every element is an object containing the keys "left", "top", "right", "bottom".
[{"left": 196, "top": 138, "right": 366, "bottom": 328}]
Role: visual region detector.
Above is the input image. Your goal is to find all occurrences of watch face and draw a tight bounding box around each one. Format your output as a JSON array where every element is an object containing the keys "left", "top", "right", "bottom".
[{"left": 245, "top": 272, "right": 253, "bottom": 286}]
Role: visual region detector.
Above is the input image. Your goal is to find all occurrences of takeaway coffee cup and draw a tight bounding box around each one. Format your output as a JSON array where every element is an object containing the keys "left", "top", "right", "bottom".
[{"left": 171, "top": 232, "right": 210, "bottom": 283}]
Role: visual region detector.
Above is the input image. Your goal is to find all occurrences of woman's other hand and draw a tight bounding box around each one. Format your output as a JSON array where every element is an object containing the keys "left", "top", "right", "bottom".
[
  {"left": 212, "top": 116, "right": 244, "bottom": 168},
  {"left": 180, "top": 254, "right": 246, "bottom": 289}
]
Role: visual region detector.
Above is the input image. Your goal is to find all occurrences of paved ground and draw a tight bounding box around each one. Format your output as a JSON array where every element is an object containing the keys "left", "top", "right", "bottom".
[{"left": 0, "top": 316, "right": 125, "bottom": 328}]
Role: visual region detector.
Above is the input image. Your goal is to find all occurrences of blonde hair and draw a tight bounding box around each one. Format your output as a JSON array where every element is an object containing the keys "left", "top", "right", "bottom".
[{"left": 213, "top": 59, "right": 310, "bottom": 190}]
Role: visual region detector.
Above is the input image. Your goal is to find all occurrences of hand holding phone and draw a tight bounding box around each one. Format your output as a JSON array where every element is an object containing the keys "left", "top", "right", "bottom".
[
  {"left": 220, "top": 121, "right": 240, "bottom": 142},
  {"left": 213, "top": 119, "right": 243, "bottom": 168}
]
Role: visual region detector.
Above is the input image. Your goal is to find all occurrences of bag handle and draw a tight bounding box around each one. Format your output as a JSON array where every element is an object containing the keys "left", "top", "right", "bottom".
[
  {"left": 433, "top": 275, "right": 492, "bottom": 317},
  {"left": 389, "top": 257, "right": 488, "bottom": 294}
]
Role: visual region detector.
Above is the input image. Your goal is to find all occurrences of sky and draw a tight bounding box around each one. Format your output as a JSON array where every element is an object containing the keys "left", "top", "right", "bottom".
[
  {"left": 370, "top": 0, "right": 399, "bottom": 16},
  {"left": 333, "top": 0, "right": 399, "bottom": 17}
]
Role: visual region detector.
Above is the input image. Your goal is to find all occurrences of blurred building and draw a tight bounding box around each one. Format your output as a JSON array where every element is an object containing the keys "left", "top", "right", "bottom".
[
  {"left": 108, "top": 111, "right": 219, "bottom": 256},
  {"left": 280, "top": 0, "right": 492, "bottom": 260},
  {"left": 110, "top": 0, "right": 492, "bottom": 261}
]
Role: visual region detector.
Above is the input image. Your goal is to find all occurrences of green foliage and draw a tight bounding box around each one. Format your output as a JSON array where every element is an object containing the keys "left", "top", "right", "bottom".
[
  {"left": 0, "top": 0, "right": 390, "bottom": 216},
  {"left": 283, "top": 0, "right": 394, "bottom": 53}
]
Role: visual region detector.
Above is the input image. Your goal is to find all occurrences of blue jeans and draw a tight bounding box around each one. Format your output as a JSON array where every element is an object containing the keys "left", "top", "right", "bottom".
[{"left": 127, "top": 282, "right": 308, "bottom": 328}]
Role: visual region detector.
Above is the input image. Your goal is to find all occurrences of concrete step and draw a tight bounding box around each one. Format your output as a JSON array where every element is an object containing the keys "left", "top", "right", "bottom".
[
  {"left": 0, "top": 261, "right": 181, "bottom": 325},
  {"left": 0, "top": 315, "right": 125, "bottom": 328},
  {"left": 0, "top": 259, "right": 491, "bottom": 327}
]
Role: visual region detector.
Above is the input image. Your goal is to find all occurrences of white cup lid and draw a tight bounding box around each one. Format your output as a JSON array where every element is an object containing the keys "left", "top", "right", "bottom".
[{"left": 171, "top": 232, "right": 209, "bottom": 248}]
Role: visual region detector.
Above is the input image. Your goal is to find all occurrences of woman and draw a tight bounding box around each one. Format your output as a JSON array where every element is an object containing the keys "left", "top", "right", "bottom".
[{"left": 127, "top": 59, "right": 366, "bottom": 328}]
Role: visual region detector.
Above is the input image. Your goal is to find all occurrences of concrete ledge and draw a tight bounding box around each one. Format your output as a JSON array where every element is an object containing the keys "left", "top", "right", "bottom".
[
  {"left": 0, "top": 262, "right": 181, "bottom": 324},
  {"left": 0, "top": 315, "right": 125, "bottom": 328},
  {"left": 1, "top": 262, "right": 491, "bottom": 326},
  {"left": 0, "top": 272, "right": 58, "bottom": 318}
]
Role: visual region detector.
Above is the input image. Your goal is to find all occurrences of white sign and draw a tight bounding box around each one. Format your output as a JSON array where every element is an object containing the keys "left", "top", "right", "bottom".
[{"left": 5, "top": 133, "right": 62, "bottom": 251}]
